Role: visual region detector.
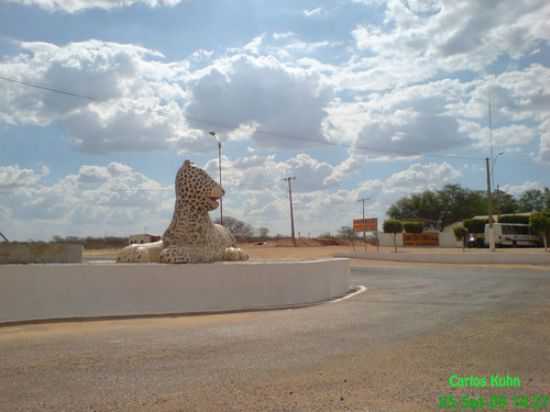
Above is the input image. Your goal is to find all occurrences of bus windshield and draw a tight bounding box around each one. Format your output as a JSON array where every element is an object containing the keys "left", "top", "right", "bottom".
[{"left": 501, "top": 225, "right": 530, "bottom": 235}]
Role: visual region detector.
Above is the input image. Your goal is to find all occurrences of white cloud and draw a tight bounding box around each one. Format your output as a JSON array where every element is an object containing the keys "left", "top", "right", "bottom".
[
  {"left": 538, "top": 118, "right": 550, "bottom": 163},
  {"left": 349, "top": 0, "right": 550, "bottom": 89},
  {"left": 500, "top": 181, "right": 545, "bottom": 196},
  {"left": 272, "top": 32, "right": 296, "bottom": 40},
  {"left": 186, "top": 54, "right": 332, "bottom": 149},
  {"left": 0, "top": 40, "right": 200, "bottom": 153},
  {"left": 0, "top": 165, "right": 49, "bottom": 189},
  {"left": 304, "top": 7, "right": 323, "bottom": 17},
  {"left": 5, "top": 0, "right": 184, "bottom": 13},
  {"left": 0, "top": 38, "right": 339, "bottom": 154},
  {"left": 203, "top": 153, "right": 335, "bottom": 193},
  {"left": 0, "top": 158, "right": 466, "bottom": 239},
  {"left": 0, "top": 162, "right": 173, "bottom": 240}
]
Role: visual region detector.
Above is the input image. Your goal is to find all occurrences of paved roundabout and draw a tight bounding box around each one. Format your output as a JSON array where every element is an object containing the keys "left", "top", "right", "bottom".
[{"left": 1, "top": 264, "right": 549, "bottom": 411}]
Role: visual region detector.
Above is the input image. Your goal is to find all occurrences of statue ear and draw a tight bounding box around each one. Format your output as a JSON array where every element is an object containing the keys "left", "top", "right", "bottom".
[{"left": 183, "top": 160, "right": 191, "bottom": 168}]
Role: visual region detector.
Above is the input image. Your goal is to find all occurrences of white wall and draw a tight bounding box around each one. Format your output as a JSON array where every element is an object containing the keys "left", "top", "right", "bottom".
[
  {"left": 0, "top": 259, "right": 350, "bottom": 324},
  {"left": 439, "top": 232, "right": 462, "bottom": 248},
  {"left": 377, "top": 232, "right": 404, "bottom": 247}
]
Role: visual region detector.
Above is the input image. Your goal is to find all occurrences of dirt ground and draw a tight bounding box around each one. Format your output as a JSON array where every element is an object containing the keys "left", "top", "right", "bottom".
[{"left": 83, "top": 241, "right": 549, "bottom": 261}]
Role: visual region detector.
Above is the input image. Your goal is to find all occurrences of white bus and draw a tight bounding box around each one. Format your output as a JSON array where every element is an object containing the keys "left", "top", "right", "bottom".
[{"left": 484, "top": 223, "right": 540, "bottom": 247}]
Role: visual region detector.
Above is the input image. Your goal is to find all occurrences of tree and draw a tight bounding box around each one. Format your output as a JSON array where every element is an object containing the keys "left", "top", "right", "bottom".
[
  {"left": 518, "top": 189, "right": 545, "bottom": 212},
  {"left": 214, "top": 216, "right": 254, "bottom": 241},
  {"left": 383, "top": 219, "right": 402, "bottom": 253},
  {"left": 337, "top": 226, "right": 357, "bottom": 241},
  {"left": 453, "top": 226, "right": 468, "bottom": 252},
  {"left": 258, "top": 227, "right": 269, "bottom": 239},
  {"left": 530, "top": 212, "right": 550, "bottom": 251},
  {"left": 494, "top": 189, "right": 519, "bottom": 214},
  {"left": 387, "top": 184, "right": 489, "bottom": 230}
]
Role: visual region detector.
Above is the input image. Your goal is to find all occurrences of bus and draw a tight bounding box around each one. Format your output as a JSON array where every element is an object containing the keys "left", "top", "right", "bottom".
[{"left": 484, "top": 223, "right": 540, "bottom": 247}]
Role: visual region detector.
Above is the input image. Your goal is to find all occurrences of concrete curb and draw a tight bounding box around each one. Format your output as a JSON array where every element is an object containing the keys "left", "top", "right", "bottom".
[
  {"left": 0, "top": 259, "right": 350, "bottom": 325},
  {"left": 336, "top": 252, "right": 550, "bottom": 265},
  {"left": 0, "top": 285, "right": 365, "bottom": 329}
]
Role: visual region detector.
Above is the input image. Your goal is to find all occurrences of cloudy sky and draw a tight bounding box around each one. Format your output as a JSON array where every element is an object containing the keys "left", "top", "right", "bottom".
[{"left": 0, "top": 0, "right": 549, "bottom": 240}]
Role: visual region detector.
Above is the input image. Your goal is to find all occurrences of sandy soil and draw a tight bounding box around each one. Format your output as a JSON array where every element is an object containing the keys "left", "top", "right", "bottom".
[{"left": 83, "top": 242, "right": 549, "bottom": 262}]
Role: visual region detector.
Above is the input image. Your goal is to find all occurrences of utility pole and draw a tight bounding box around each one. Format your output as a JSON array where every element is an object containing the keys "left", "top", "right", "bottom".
[
  {"left": 209, "top": 131, "right": 223, "bottom": 225},
  {"left": 486, "top": 157, "right": 496, "bottom": 252},
  {"left": 283, "top": 177, "right": 297, "bottom": 246},
  {"left": 357, "top": 198, "right": 370, "bottom": 249}
]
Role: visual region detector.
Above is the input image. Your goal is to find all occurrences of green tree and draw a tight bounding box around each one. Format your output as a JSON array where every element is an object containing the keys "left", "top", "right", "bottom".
[
  {"left": 544, "top": 188, "right": 550, "bottom": 210},
  {"left": 383, "top": 219, "right": 402, "bottom": 253},
  {"left": 530, "top": 212, "right": 550, "bottom": 251},
  {"left": 494, "top": 189, "right": 519, "bottom": 214},
  {"left": 387, "top": 184, "right": 489, "bottom": 229},
  {"left": 518, "top": 189, "right": 545, "bottom": 212}
]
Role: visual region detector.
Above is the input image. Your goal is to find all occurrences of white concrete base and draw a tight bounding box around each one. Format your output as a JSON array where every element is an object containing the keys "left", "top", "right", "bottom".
[
  {"left": 0, "top": 258, "right": 350, "bottom": 325},
  {"left": 0, "top": 243, "right": 82, "bottom": 264}
]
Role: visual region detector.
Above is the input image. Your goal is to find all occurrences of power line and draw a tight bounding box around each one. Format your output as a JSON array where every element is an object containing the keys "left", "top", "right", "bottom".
[
  {"left": 0, "top": 75, "right": 96, "bottom": 101},
  {"left": 184, "top": 113, "right": 484, "bottom": 161},
  {"left": 0, "top": 74, "right": 484, "bottom": 161}
]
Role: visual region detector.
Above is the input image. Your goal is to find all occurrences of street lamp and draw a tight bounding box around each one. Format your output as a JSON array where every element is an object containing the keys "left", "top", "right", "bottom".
[{"left": 209, "top": 131, "right": 223, "bottom": 225}]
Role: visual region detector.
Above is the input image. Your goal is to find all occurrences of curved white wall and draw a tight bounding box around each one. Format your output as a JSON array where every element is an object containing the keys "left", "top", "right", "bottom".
[{"left": 0, "top": 258, "right": 350, "bottom": 325}]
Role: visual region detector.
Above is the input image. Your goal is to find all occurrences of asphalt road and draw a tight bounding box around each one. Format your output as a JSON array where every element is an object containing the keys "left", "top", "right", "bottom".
[{"left": 1, "top": 264, "right": 549, "bottom": 412}]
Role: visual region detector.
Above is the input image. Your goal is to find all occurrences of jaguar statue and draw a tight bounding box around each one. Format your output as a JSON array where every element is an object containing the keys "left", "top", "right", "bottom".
[{"left": 116, "top": 160, "right": 248, "bottom": 264}]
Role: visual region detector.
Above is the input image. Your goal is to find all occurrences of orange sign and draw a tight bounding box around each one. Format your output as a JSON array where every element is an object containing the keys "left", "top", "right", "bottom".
[
  {"left": 403, "top": 232, "right": 439, "bottom": 247},
  {"left": 353, "top": 218, "right": 378, "bottom": 232}
]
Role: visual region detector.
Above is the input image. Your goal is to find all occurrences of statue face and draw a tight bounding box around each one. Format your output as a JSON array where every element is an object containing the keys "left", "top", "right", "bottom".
[{"left": 176, "top": 161, "right": 225, "bottom": 211}]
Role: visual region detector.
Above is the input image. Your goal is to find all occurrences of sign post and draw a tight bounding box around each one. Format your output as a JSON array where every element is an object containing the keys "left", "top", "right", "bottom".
[
  {"left": 353, "top": 218, "right": 378, "bottom": 252},
  {"left": 353, "top": 218, "right": 378, "bottom": 232}
]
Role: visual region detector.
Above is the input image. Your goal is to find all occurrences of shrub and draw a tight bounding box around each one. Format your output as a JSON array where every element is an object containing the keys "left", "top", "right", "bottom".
[
  {"left": 403, "top": 221, "right": 423, "bottom": 233},
  {"left": 498, "top": 215, "right": 530, "bottom": 224},
  {"left": 383, "top": 220, "right": 402, "bottom": 253},
  {"left": 453, "top": 226, "right": 468, "bottom": 241},
  {"left": 383, "top": 220, "right": 403, "bottom": 234}
]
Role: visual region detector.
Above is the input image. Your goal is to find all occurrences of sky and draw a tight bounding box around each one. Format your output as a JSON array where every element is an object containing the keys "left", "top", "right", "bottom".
[{"left": 0, "top": 0, "right": 549, "bottom": 240}]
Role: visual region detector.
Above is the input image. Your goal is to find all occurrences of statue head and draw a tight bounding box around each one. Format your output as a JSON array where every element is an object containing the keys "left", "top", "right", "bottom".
[{"left": 176, "top": 160, "right": 224, "bottom": 211}]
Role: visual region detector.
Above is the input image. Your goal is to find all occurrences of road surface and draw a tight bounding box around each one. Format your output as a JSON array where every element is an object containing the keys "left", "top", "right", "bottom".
[{"left": 1, "top": 264, "right": 549, "bottom": 411}]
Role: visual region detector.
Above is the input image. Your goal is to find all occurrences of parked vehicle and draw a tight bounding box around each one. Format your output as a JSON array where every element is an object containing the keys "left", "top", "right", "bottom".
[{"left": 484, "top": 223, "right": 540, "bottom": 247}]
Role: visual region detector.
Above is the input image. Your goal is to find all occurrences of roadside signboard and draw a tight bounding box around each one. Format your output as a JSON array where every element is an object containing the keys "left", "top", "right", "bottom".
[
  {"left": 353, "top": 218, "right": 378, "bottom": 232},
  {"left": 403, "top": 232, "right": 439, "bottom": 247}
]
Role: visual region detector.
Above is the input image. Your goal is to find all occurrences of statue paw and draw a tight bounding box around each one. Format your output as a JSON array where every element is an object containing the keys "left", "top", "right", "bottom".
[{"left": 224, "top": 247, "right": 249, "bottom": 261}]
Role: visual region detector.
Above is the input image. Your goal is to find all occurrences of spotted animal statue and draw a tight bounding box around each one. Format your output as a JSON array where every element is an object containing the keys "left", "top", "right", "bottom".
[{"left": 116, "top": 160, "right": 248, "bottom": 264}]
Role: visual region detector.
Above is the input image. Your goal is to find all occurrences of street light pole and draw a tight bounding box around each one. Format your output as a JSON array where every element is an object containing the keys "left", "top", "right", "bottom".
[
  {"left": 486, "top": 157, "right": 496, "bottom": 252},
  {"left": 209, "top": 131, "right": 223, "bottom": 225},
  {"left": 357, "top": 198, "right": 370, "bottom": 249}
]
